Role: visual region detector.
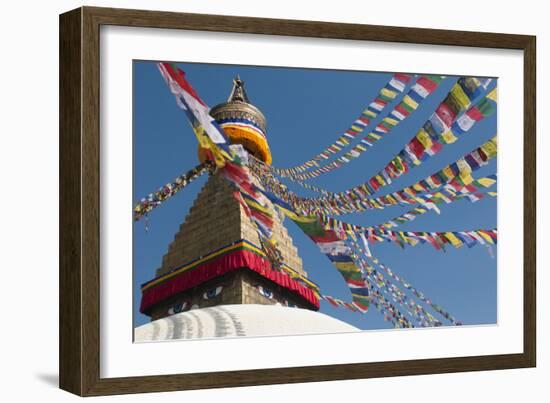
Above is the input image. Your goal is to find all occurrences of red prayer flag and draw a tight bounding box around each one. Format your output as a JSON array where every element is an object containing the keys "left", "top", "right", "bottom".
[
  {"left": 395, "top": 73, "right": 412, "bottom": 83},
  {"left": 466, "top": 106, "right": 484, "bottom": 121},
  {"left": 416, "top": 76, "right": 438, "bottom": 93},
  {"left": 395, "top": 104, "right": 411, "bottom": 117},
  {"left": 409, "top": 137, "right": 425, "bottom": 158},
  {"left": 161, "top": 63, "right": 206, "bottom": 107},
  {"left": 435, "top": 103, "right": 457, "bottom": 127}
]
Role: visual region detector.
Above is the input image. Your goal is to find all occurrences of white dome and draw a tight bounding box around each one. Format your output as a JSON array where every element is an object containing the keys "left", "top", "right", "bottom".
[{"left": 134, "top": 304, "right": 359, "bottom": 342}]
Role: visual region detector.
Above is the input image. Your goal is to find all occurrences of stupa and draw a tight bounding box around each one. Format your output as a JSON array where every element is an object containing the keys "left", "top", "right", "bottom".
[{"left": 139, "top": 76, "right": 321, "bottom": 322}]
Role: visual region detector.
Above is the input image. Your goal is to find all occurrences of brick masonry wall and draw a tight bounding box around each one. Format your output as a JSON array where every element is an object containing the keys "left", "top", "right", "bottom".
[{"left": 155, "top": 171, "right": 306, "bottom": 278}]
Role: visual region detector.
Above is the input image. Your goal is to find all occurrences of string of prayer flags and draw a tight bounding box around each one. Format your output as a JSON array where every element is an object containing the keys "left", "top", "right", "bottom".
[
  {"left": 249, "top": 154, "right": 335, "bottom": 196},
  {"left": 357, "top": 250, "right": 459, "bottom": 326},
  {"left": 350, "top": 242, "right": 441, "bottom": 327},
  {"left": 354, "top": 80, "right": 495, "bottom": 197},
  {"left": 251, "top": 137, "right": 497, "bottom": 217},
  {"left": 376, "top": 191, "right": 498, "bottom": 230},
  {"left": 133, "top": 162, "right": 213, "bottom": 221},
  {"left": 290, "top": 75, "right": 445, "bottom": 181},
  {"left": 362, "top": 268, "right": 419, "bottom": 326},
  {"left": 277, "top": 202, "right": 476, "bottom": 326},
  {"left": 286, "top": 203, "right": 460, "bottom": 327},
  {"left": 316, "top": 213, "right": 497, "bottom": 251},
  {"left": 350, "top": 236, "right": 458, "bottom": 325},
  {"left": 321, "top": 295, "right": 359, "bottom": 312},
  {"left": 439, "top": 87, "right": 498, "bottom": 145},
  {"left": 221, "top": 157, "right": 285, "bottom": 269},
  {"left": 371, "top": 287, "right": 412, "bottom": 327},
  {"left": 157, "top": 62, "right": 232, "bottom": 166},
  {"left": 324, "top": 276, "right": 411, "bottom": 328},
  {"left": 321, "top": 243, "right": 411, "bottom": 326},
  {"left": 288, "top": 214, "right": 371, "bottom": 313},
  {"left": 272, "top": 73, "right": 415, "bottom": 178},
  {"left": 362, "top": 251, "right": 461, "bottom": 325},
  {"left": 278, "top": 189, "right": 466, "bottom": 326},
  {"left": 359, "top": 267, "right": 414, "bottom": 328},
  {"left": 374, "top": 176, "right": 497, "bottom": 229},
  {"left": 379, "top": 261, "right": 461, "bottom": 326}
]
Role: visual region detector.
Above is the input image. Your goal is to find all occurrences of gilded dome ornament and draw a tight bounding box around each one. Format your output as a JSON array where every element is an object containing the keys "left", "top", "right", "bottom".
[{"left": 206, "top": 76, "right": 272, "bottom": 165}]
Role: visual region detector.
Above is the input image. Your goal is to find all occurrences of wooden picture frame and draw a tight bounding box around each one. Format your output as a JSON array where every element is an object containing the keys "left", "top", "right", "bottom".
[{"left": 59, "top": 6, "right": 536, "bottom": 396}]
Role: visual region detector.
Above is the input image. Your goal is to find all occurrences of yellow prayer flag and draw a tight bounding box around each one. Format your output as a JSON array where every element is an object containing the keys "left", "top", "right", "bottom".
[
  {"left": 383, "top": 117, "right": 399, "bottom": 126},
  {"left": 195, "top": 128, "right": 227, "bottom": 168},
  {"left": 478, "top": 231, "right": 495, "bottom": 244},
  {"left": 443, "top": 166, "right": 456, "bottom": 179},
  {"left": 486, "top": 88, "right": 498, "bottom": 102},
  {"left": 402, "top": 95, "right": 418, "bottom": 110},
  {"left": 289, "top": 214, "right": 316, "bottom": 224},
  {"left": 434, "top": 192, "right": 451, "bottom": 203},
  {"left": 444, "top": 232, "right": 463, "bottom": 247},
  {"left": 369, "top": 132, "right": 382, "bottom": 140},
  {"left": 449, "top": 84, "right": 472, "bottom": 110},
  {"left": 339, "top": 136, "right": 350, "bottom": 145},
  {"left": 408, "top": 238, "right": 420, "bottom": 246},
  {"left": 481, "top": 137, "right": 498, "bottom": 158},
  {"left": 334, "top": 262, "right": 361, "bottom": 273},
  {"left": 278, "top": 207, "right": 300, "bottom": 221},
  {"left": 380, "top": 88, "right": 397, "bottom": 99},
  {"left": 375, "top": 175, "right": 386, "bottom": 186},
  {"left": 364, "top": 110, "right": 377, "bottom": 118},
  {"left": 477, "top": 177, "right": 497, "bottom": 188},
  {"left": 445, "top": 187, "right": 457, "bottom": 197},
  {"left": 416, "top": 128, "right": 433, "bottom": 149},
  {"left": 245, "top": 199, "right": 273, "bottom": 217},
  {"left": 385, "top": 195, "right": 398, "bottom": 205},
  {"left": 441, "top": 130, "right": 458, "bottom": 144},
  {"left": 457, "top": 159, "right": 472, "bottom": 175},
  {"left": 469, "top": 77, "right": 481, "bottom": 87},
  {"left": 459, "top": 174, "right": 474, "bottom": 185}
]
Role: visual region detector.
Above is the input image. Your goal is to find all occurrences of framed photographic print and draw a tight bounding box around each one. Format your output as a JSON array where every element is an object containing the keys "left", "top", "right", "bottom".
[{"left": 59, "top": 6, "right": 536, "bottom": 396}]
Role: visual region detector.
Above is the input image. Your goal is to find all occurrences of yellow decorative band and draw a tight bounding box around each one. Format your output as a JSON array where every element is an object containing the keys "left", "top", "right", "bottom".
[
  {"left": 222, "top": 126, "right": 272, "bottom": 165},
  {"left": 141, "top": 240, "right": 317, "bottom": 292}
]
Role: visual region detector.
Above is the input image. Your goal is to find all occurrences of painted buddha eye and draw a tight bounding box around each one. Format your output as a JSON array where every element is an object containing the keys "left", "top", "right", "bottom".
[
  {"left": 257, "top": 285, "right": 273, "bottom": 299},
  {"left": 167, "top": 302, "right": 187, "bottom": 315},
  {"left": 203, "top": 286, "right": 223, "bottom": 300}
]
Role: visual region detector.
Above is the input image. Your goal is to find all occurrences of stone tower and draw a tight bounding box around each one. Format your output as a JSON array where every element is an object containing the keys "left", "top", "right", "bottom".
[{"left": 140, "top": 77, "right": 319, "bottom": 321}]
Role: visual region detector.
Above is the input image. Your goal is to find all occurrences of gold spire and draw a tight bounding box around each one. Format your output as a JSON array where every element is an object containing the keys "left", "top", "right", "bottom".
[
  {"left": 227, "top": 75, "right": 250, "bottom": 103},
  {"left": 207, "top": 75, "right": 272, "bottom": 165}
]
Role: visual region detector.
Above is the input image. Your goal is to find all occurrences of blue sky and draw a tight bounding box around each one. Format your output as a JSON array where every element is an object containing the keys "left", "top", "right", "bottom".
[{"left": 133, "top": 60, "right": 497, "bottom": 330}]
